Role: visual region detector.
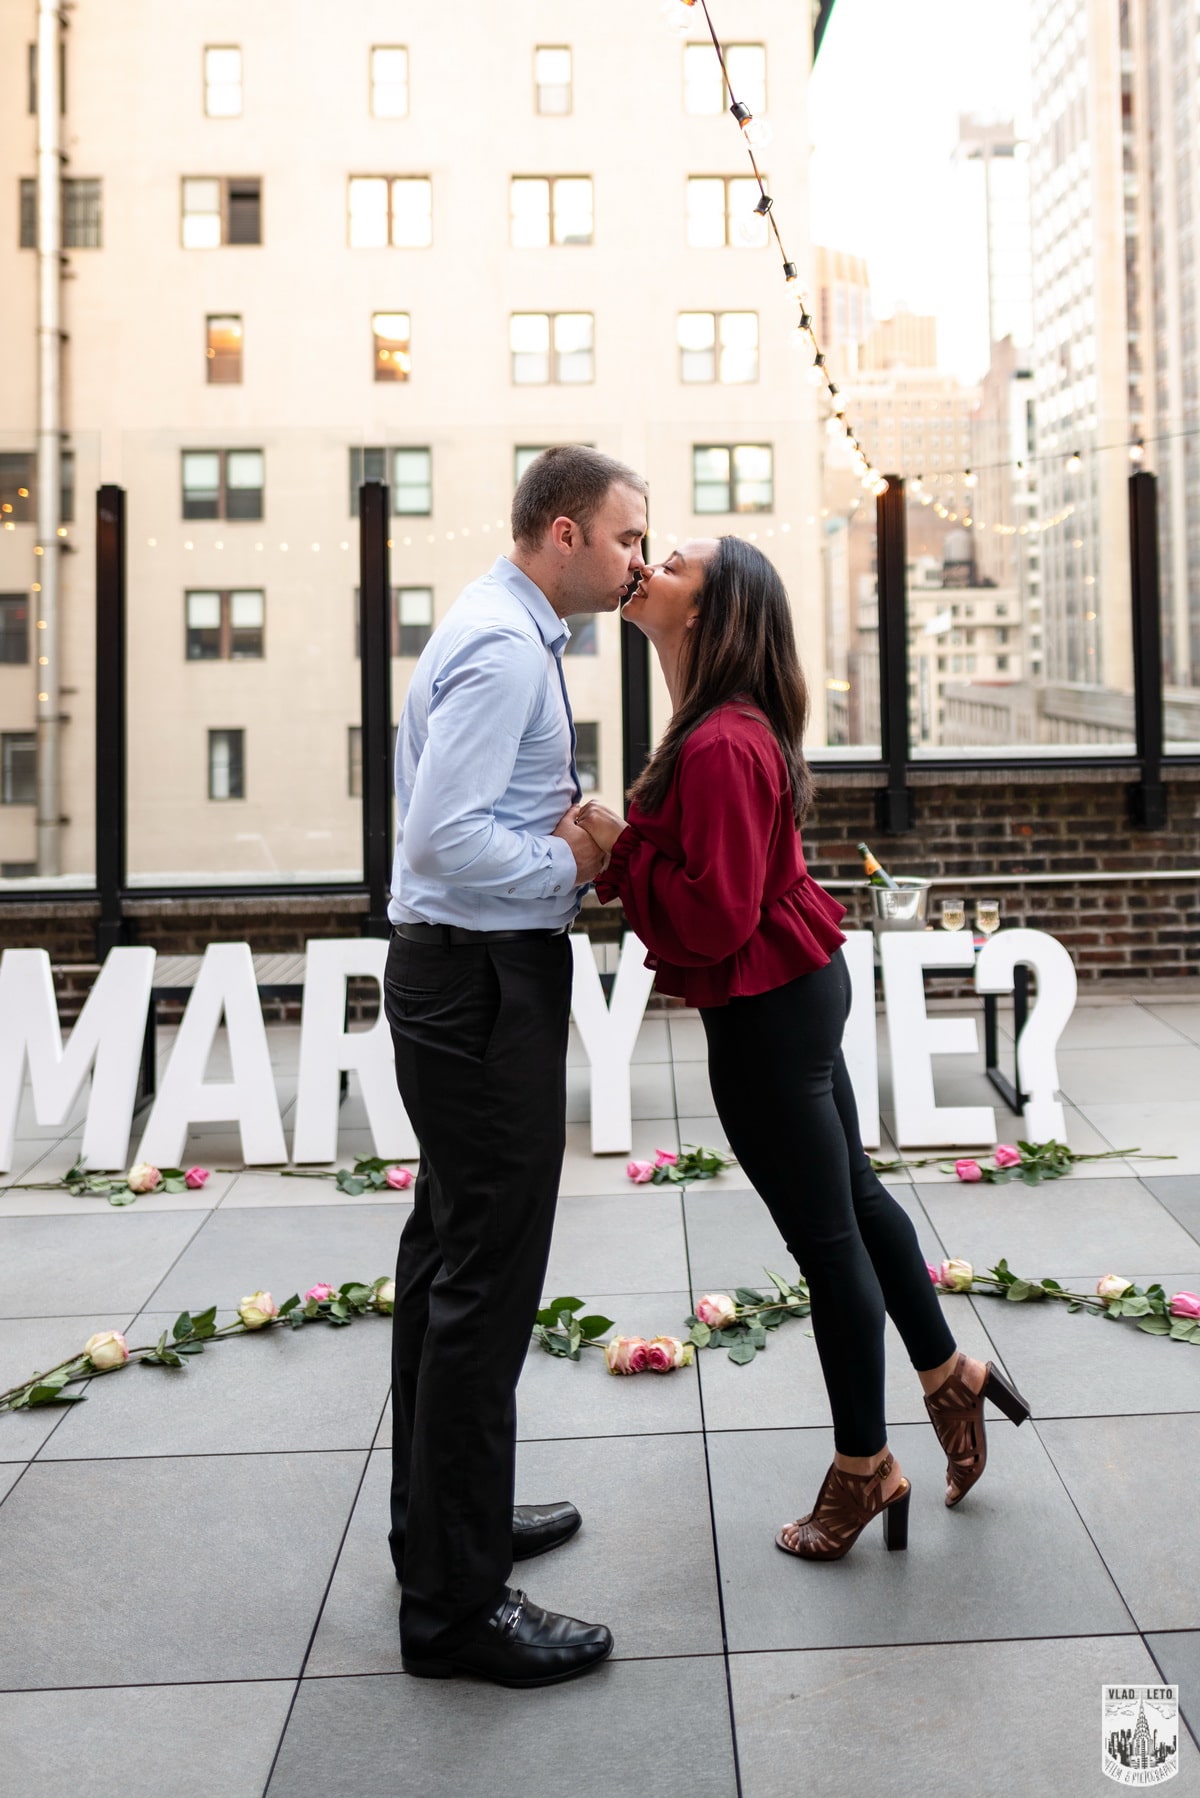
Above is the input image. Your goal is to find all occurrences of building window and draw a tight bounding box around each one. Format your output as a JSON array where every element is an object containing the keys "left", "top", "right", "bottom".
[
  {"left": 208, "top": 729, "right": 245, "bottom": 800},
  {"left": 206, "top": 315, "right": 243, "bottom": 383},
  {"left": 510, "top": 312, "right": 594, "bottom": 384},
  {"left": 564, "top": 614, "right": 598, "bottom": 655},
  {"left": 535, "top": 46, "right": 572, "bottom": 114},
  {"left": 181, "top": 449, "right": 264, "bottom": 520},
  {"left": 683, "top": 42, "right": 766, "bottom": 115},
  {"left": 510, "top": 176, "right": 593, "bottom": 247},
  {"left": 20, "top": 177, "right": 102, "bottom": 248},
  {"left": 204, "top": 46, "right": 242, "bottom": 117},
  {"left": 996, "top": 654, "right": 1010, "bottom": 671},
  {"left": 348, "top": 176, "right": 432, "bottom": 247},
  {"left": 354, "top": 585, "right": 433, "bottom": 656},
  {"left": 677, "top": 311, "right": 758, "bottom": 383},
  {"left": 0, "top": 596, "right": 29, "bottom": 664},
  {"left": 0, "top": 451, "right": 72, "bottom": 522},
  {"left": 370, "top": 46, "right": 409, "bottom": 117},
  {"left": 348, "top": 726, "right": 363, "bottom": 798},
  {"left": 373, "top": 312, "right": 412, "bottom": 382},
  {"left": 182, "top": 176, "right": 262, "bottom": 247},
  {"left": 349, "top": 447, "right": 432, "bottom": 516},
  {"left": 692, "top": 444, "right": 773, "bottom": 513},
  {"left": 686, "top": 175, "right": 767, "bottom": 248},
  {"left": 186, "top": 590, "right": 264, "bottom": 660},
  {"left": 575, "top": 721, "right": 600, "bottom": 793},
  {"left": 1, "top": 734, "right": 36, "bottom": 806}
]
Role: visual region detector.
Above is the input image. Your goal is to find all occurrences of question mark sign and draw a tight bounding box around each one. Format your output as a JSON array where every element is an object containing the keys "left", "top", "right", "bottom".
[{"left": 975, "top": 929, "right": 1077, "bottom": 1141}]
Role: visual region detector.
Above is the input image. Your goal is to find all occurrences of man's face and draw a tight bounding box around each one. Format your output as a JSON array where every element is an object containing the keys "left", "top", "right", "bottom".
[{"left": 562, "top": 482, "right": 648, "bottom": 614}]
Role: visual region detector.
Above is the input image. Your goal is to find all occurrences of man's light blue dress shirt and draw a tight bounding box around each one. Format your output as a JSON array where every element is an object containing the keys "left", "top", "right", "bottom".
[{"left": 388, "top": 556, "right": 584, "bottom": 931}]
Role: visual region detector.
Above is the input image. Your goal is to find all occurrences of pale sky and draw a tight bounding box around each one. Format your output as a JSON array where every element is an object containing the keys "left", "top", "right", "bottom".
[{"left": 809, "top": 0, "right": 1033, "bottom": 382}]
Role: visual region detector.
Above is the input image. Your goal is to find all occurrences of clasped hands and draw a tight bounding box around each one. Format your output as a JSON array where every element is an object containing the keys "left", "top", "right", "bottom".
[{"left": 552, "top": 799, "right": 627, "bottom": 885}]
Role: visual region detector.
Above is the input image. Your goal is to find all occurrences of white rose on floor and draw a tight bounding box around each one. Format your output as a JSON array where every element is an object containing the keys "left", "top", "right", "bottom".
[
  {"left": 238, "top": 1291, "right": 278, "bottom": 1330},
  {"left": 83, "top": 1330, "right": 129, "bottom": 1370}
]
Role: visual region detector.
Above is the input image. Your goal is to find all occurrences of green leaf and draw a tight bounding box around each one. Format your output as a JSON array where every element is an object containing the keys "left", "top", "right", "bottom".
[
  {"left": 1135, "top": 1315, "right": 1171, "bottom": 1335},
  {"left": 1042, "top": 1278, "right": 1063, "bottom": 1291},
  {"left": 747, "top": 1324, "right": 768, "bottom": 1349},
  {"left": 109, "top": 1188, "right": 137, "bottom": 1206},
  {"left": 278, "top": 1295, "right": 301, "bottom": 1316},
  {"left": 191, "top": 1306, "right": 218, "bottom": 1337},
  {"left": 727, "top": 1338, "right": 758, "bottom": 1365},
  {"left": 335, "top": 1173, "right": 366, "bottom": 1196},
  {"left": 162, "top": 1178, "right": 186, "bottom": 1193},
  {"left": 687, "top": 1322, "right": 711, "bottom": 1348},
  {"left": 1121, "top": 1296, "right": 1152, "bottom": 1317},
  {"left": 173, "top": 1312, "right": 193, "bottom": 1341},
  {"left": 174, "top": 1341, "right": 204, "bottom": 1356},
  {"left": 1066, "top": 1301, "right": 1083, "bottom": 1313},
  {"left": 546, "top": 1297, "right": 583, "bottom": 1315},
  {"left": 1007, "top": 1280, "right": 1034, "bottom": 1302},
  {"left": 734, "top": 1288, "right": 765, "bottom": 1307},
  {"left": 26, "top": 1383, "right": 87, "bottom": 1405},
  {"left": 576, "top": 1316, "right": 614, "bottom": 1340},
  {"left": 1169, "top": 1319, "right": 1197, "bottom": 1340}
]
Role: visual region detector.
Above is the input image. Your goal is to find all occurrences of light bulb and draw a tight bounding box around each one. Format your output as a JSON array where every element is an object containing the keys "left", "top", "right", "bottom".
[
  {"left": 1066, "top": 450, "right": 1082, "bottom": 471},
  {"left": 964, "top": 469, "right": 977, "bottom": 488},
  {"left": 806, "top": 354, "right": 827, "bottom": 387},
  {"left": 743, "top": 118, "right": 772, "bottom": 150},
  {"left": 1129, "top": 439, "right": 1145, "bottom": 463},
  {"left": 659, "top": 0, "right": 695, "bottom": 33}
]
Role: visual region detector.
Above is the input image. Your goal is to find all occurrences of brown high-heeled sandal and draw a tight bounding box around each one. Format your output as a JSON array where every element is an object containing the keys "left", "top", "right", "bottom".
[
  {"left": 924, "top": 1354, "right": 1031, "bottom": 1507},
  {"left": 775, "top": 1453, "right": 910, "bottom": 1561}
]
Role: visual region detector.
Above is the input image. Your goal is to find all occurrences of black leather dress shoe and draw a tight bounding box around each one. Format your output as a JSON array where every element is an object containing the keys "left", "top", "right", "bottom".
[
  {"left": 402, "top": 1587, "right": 613, "bottom": 1687},
  {"left": 392, "top": 1501, "right": 582, "bottom": 1583},
  {"left": 512, "top": 1500, "right": 582, "bottom": 1561}
]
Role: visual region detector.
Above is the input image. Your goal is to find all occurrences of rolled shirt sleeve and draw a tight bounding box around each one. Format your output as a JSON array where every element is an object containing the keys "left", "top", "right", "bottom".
[{"left": 403, "top": 626, "right": 579, "bottom": 899}]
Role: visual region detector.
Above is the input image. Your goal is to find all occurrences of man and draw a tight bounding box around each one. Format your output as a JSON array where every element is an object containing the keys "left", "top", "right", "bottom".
[{"left": 384, "top": 446, "right": 648, "bottom": 1688}]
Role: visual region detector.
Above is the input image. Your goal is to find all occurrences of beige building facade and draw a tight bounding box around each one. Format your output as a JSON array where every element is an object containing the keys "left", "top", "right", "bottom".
[{"left": 1, "top": 0, "right": 824, "bottom": 885}]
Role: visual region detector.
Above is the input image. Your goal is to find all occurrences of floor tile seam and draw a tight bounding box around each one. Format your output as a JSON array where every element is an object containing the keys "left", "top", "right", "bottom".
[
  {"left": 0, "top": 1674, "right": 303, "bottom": 1697},
  {"left": 20, "top": 1446, "right": 377, "bottom": 1468},
  {"left": 293, "top": 1649, "right": 735, "bottom": 1683},
  {"left": 1, "top": 1302, "right": 146, "bottom": 1460},
  {"left": 261, "top": 1440, "right": 377, "bottom": 1797},
  {"left": 696, "top": 1408, "right": 1200, "bottom": 1436},
  {"left": 680, "top": 1185, "right": 747, "bottom": 1798},
  {"left": 1023, "top": 1418, "right": 1147, "bottom": 1632},
  {"left": 720, "top": 1627, "right": 1148, "bottom": 1659}
]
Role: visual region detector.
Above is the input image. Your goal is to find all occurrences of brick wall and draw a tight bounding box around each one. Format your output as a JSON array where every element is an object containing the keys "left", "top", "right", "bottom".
[{"left": 2, "top": 765, "right": 1198, "bottom": 1017}]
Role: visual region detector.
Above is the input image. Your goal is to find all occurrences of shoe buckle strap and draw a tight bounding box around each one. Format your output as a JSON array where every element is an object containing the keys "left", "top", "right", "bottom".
[{"left": 504, "top": 1593, "right": 525, "bottom": 1636}]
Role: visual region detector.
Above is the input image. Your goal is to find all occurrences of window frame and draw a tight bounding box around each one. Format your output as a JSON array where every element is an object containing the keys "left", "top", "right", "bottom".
[
  {"left": 347, "top": 175, "right": 433, "bottom": 248},
  {"left": 372, "top": 311, "right": 413, "bottom": 382},
  {"left": 185, "top": 589, "right": 265, "bottom": 661},
  {"left": 181, "top": 448, "right": 265, "bottom": 521},
  {"left": 203, "top": 45, "right": 243, "bottom": 118},
  {"left": 19, "top": 176, "right": 102, "bottom": 249},
  {"left": 348, "top": 446, "right": 433, "bottom": 517},
  {"left": 534, "top": 45, "right": 573, "bottom": 115},
  {"left": 353, "top": 584, "right": 434, "bottom": 657},
  {"left": 574, "top": 720, "right": 601, "bottom": 793},
  {"left": 181, "top": 176, "right": 263, "bottom": 248},
  {"left": 205, "top": 314, "right": 244, "bottom": 384},
  {"left": 685, "top": 174, "right": 769, "bottom": 249},
  {"left": 0, "top": 595, "right": 30, "bottom": 665},
  {"left": 682, "top": 41, "right": 767, "bottom": 116},
  {"left": 207, "top": 728, "right": 246, "bottom": 801},
  {"left": 509, "top": 175, "right": 594, "bottom": 247},
  {"left": 370, "top": 46, "right": 410, "bottom": 118},
  {"left": 1, "top": 732, "right": 37, "bottom": 806},
  {"left": 509, "top": 311, "right": 595, "bottom": 385},
  {"left": 691, "top": 442, "right": 775, "bottom": 515},
  {"left": 676, "top": 309, "right": 759, "bottom": 384}
]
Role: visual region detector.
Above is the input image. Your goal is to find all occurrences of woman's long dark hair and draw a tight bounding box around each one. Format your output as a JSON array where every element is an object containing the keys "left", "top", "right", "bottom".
[{"left": 628, "top": 535, "right": 814, "bottom": 826}]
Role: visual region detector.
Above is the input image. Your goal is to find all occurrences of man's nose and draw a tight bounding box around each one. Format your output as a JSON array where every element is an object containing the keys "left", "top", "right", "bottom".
[{"left": 629, "top": 547, "right": 647, "bottom": 569}]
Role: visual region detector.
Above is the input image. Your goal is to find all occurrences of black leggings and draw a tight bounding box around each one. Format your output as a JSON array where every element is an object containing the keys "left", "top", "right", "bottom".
[{"left": 700, "top": 949, "right": 956, "bottom": 1456}]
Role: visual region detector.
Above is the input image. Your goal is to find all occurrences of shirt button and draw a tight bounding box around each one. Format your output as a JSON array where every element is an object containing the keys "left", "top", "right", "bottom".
[
  {"left": 507, "top": 886, "right": 516, "bottom": 894},
  {"left": 553, "top": 884, "right": 561, "bottom": 893}
]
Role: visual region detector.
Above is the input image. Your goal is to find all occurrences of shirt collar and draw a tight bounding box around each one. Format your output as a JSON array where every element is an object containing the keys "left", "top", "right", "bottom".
[{"left": 492, "top": 556, "right": 570, "bottom": 652}]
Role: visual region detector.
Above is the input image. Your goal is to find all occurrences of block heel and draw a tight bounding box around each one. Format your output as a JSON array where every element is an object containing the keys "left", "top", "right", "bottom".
[
  {"left": 402, "top": 1654, "right": 455, "bottom": 1679},
  {"left": 983, "top": 1362, "right": 1031, "bottom": 1425},
  {"left": 882, "top": 1486, "right": 910, "bottom": 1551}
]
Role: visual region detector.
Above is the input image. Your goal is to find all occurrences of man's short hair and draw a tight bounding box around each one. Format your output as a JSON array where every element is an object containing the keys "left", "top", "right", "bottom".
[{"left": 511, "top": 445, "right": 647, "bottom": 547}]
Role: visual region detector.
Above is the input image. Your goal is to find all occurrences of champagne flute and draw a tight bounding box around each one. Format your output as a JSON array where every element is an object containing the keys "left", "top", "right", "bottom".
[
  {"left": 939, "top": 895, "right": 966, "bottom": 932},
  {"left": 976, "top": 897, "right": 1001, "bottom": 937}
]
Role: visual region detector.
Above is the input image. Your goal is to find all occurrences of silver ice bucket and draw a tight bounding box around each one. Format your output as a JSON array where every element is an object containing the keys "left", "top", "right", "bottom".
[{"left": 868, "top": 877, "right": 931, "bottom": 930}]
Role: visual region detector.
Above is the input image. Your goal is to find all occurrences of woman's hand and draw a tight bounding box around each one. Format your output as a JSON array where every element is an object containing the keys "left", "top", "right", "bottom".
[{"left": 574, "top": 801, "right": 627, "bottom": 855}]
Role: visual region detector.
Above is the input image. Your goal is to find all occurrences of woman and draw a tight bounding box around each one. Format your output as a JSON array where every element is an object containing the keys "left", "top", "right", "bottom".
[{"left": 577, "top": 535, "right": 1030, "bottom": 1561}]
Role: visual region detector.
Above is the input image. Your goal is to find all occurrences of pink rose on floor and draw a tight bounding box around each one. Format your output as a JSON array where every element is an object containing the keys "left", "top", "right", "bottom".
[
  {"left": 605, "top": 1335, "right": 651, "bottom": 1374},
  {"left": 305, "top": 1283, "right": 336, "bottom": 1303},
  {"left": 1168, "top": 1291, "right": 1200, "bottom": 1319},
  {"left": 184, "top": 1166, "right": 210, "bottom": 1189},
  {"left": 83, "top": 1330, "right": 129, "bottom": 1370},
  {"left": 654, "top": 1149, "right": 679, "bottom": 1168},
  {"left": 993, "top": 1145, "right": 1022, "bottom": 1169},
  {"left": 372, "top": 1277, "right": 396, "bottom": 1314},
  {"left": 1096, "top": 1274, "right": 1134, "bottom": 1304},
  {"left": 626, "top": 1160, "right": 655, "bottom": 1184},
  {"left": 126, "top": 1162, "right": 161, "bottom": 1194},
  {"left": 385, "top": 1166, "right": 414, "bottom": 1190},
  {"left": 645, "top": 1335, "right": 694, "bottom": 1372},
  {"left": 954, "top": 1159, "right": 983, "bottom": 1183},
  {"left": 939, "top": 1258, "right": 975, "bottom": 1292},
  {"left": 238, "top": 1291, "right": 278, "bottom": 1330},
  {"left": 695, "top": 1293, "right": 738, "bottom": 1330},
  {"left": 926, "top": 1261, "right": 942, "bottom": 1288}
]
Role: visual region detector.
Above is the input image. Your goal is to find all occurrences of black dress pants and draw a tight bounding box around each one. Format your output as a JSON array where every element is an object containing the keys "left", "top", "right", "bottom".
[
  {"left": 383, "top": 929, "right": 572, "bottom": 1656},
  {"left": 700, "top": 949, "right": 956, "bottom": 1457}
]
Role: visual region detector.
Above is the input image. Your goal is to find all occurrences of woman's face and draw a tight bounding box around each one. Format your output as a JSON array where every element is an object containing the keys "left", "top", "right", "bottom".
[{"left": 621, "top": 538, "right": 718, "bottom": 644}]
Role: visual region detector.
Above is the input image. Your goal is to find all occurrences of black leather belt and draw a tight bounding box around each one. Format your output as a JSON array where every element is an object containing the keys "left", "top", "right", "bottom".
[{"left": 394, "top": 921, "right": 570, "bottom": 946}]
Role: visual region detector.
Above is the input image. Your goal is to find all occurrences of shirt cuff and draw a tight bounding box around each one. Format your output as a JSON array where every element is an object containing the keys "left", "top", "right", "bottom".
[{"left": 546, "top": 833, "right": 579, "bottom": 895}]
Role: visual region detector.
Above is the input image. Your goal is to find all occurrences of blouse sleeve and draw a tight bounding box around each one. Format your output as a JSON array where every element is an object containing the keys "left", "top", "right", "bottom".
[{"left": 595, "top": 733, "right": 776, "bottom": 967}]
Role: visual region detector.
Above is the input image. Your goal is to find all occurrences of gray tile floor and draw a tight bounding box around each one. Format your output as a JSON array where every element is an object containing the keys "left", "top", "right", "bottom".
[{"left": 2, "top": 999, "right": 1199, "bottom": 1795}]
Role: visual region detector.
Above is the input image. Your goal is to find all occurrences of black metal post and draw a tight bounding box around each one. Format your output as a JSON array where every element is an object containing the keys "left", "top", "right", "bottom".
[
  {"left": 874, "top": 475, "right": 914, "bottom": 833},
  {"left": 620, "top": 524, "right": 653, "bottom": 798},
  {"left": 1127, "top": 470, "right": 1168, "bottom": 830},
  {"left": 95, "top": 484, "right": 128, "bottom": 958},
  {"left": 359, "top": 480, "right": 394, "bottom": 936}
]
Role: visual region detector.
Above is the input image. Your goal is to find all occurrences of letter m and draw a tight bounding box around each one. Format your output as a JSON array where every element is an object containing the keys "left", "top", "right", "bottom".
[{"left": 0, "top": 948, "right": 155, "bottom": 1173}]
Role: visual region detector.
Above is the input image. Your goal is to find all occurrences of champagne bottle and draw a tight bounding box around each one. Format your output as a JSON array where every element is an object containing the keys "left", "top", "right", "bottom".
[{"left": 857, "top": 841, "right": 899, "bottom": 891}]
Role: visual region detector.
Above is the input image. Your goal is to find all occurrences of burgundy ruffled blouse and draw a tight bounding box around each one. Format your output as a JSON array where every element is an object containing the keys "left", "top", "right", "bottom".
[{"left": 593, "top": 702, "right": 846, "bottom": 1008}]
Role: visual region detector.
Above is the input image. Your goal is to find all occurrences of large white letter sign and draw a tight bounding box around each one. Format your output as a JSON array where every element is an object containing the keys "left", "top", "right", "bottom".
[
  {"left": 0, "top": 946, "right": 155, "bottom": 1172},
  {"left": 839, "top": 931, "right": 880, "bottom": 1149},
  {"left": 880, "top": 932, "right": 996, "bottom": 1147},
  {"left": 136, "top": 943, "right": 287, "bottom": 1166},
  {"left": 292, "top": 938, "right": 418, "bottom": 1164},
  {"left": 570, "top": 933, "right": 656, "bottom": 1154},
  {"left": 975, "top": 928, "right": 1076, "bottom": 1142}
]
